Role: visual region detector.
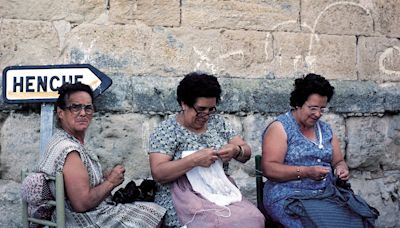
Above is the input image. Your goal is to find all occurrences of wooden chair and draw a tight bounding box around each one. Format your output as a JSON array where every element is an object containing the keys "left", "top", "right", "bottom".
[
  {"left": 255, "top": 155, "right": 283, "bottom": 228},
  {"left": 21, "top": 171, "right": 65, "bottom": 228},
  {"left": 255, "top": 155, "right": 264, "bottom": 211}
]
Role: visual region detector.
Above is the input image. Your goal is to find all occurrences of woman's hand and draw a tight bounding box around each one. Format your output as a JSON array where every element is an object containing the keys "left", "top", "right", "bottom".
[
  {"left": 306, "top": 166, "right": 331, "bottom": 181},
  {"left": 105, "top": 165, "right": 126, "bottom": 187},
  {"left": 149, "top": 149, "right": 218, "bottom": 184},
  {"left": 217, "top": 144, "right": 239, "bottom": 162},
  {"left": 331, "top": 135, "right": 350, "bottom": 180},
  {"left": 334, "top": 162, "right": 350, "bottom": 180},
  {"left": 192, "top": 148, "right": 219, "bottom": 167}
]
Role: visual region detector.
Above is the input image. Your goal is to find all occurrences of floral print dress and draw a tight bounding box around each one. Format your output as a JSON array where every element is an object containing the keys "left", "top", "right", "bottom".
[
  {"left": 263, "top": 111, "right": 334, "bottom": 228},
  {"left": 149, "top": 114, "right": 237, "bottom": 227}
]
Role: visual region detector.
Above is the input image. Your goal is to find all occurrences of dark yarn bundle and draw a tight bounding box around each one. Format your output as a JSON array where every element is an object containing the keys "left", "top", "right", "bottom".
[
  {"left": 335, "top": 177, "right": 352, "bottom": 191},
  {"left": 112, "top": 179, "right": 156, "bottom": 204}
]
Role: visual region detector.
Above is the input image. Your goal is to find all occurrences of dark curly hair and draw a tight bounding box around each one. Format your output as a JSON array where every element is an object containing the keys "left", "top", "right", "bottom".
[
  {"left": 290, "top": 73, "right": 334, "bottom": 108},
  {"left": 56, "top": 82, "right": 94, "bottom": 109},
  {"left": 177, "top": 72, "right": 222, "bottom": 107}
]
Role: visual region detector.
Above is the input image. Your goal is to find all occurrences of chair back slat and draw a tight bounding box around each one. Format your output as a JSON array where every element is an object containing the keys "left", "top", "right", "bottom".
[
  {"left": 55, "top": 173, "right": 65, "bottom": 228},
  {"left": 21, "top": 170, "right": 65, "bottom": 228},
  {"left": 255, "top": 155, "right": 263, "bottom": 210}
]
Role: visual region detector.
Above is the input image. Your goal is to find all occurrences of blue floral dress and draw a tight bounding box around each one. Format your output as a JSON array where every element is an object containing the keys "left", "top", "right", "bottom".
[
  {"left": 149, "top": 114, "right": 237, "bottom": 227},
  {"left": 263, "top": 111, "right": 334, "bottom": 227}
]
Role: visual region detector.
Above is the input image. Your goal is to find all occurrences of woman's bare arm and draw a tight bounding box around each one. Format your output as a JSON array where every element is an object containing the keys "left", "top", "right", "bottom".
[{"left": 63, "top": 152, "right": 124, "bottom": 212}]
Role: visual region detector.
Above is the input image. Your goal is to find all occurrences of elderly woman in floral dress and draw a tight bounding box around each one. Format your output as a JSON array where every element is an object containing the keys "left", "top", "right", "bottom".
[{"left": 149, "top": 73, "right": 265, "bottom": 228}]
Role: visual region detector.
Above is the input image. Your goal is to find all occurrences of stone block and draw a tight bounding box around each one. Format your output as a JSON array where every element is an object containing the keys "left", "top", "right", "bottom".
[
  {"left": 91, "top": 76, "right": 394, "bottom": 115},
  {"left": 263, "top": 32, "right": 309, "bottom": 78},
  {"left": 0, "top": 112, "right": 8, "bottom": 129},
  {"left": 94, "top": 76, "right": 290, "bottom": 114},
  {"left": 130, "top": 76, "right": 180, "bottom": 113},
  {"left": 222, "top": 115, "right": 243, "bottom": 135},
  {"left": 64, "top": 23, "right": 155, "bottom": 75},
  {"left": 346, "top": 116, "right": 387, "bottom": 170},
  {"left": 306, "top": 34, "right": 357, "bottom": 79},
  {"left": 320, "top": 114, "right": 346, "bottom": 154},
  {"left": 265, "top": 32, "right": 356, "bottom": 79},
  {"left": 358, "top": 36, "right": 400, "bottom": 82},
  {"left": 0, "top": 113, "right": 41, "bottom": 181},
  {"left": 109, "top": 0, "right": 180, "bottom": 26},
  {"left": 182, "top": 0, "right": 300, "bottom": 31},
  {"left": 0, "top": 19, "right": 60, "bottom": 69},
  {"left": 242, "top": 114, "right": 274, "bottom": 156},
  {"left": 85, "top": 114, "right": 162, "bottom": 180},
  {"left": 0, "top": 94, "right": 19, "bottom": 112},
  {"left": 0, "top": 0, "right": 104, "bottom": 23},
  {"left": 219, "top": 115, "right": 245, "bottom": 175},
  {"left": 66, "top": 26, "right": 268, "bottom": 77},
  {"left": 94, "top": 75, "right": 180, "bottom": 113},
  {"left": 379, "top": 83, "right": 400, "bottom": 112},
  {"left": 0, "top": 180, "right": 21, "bottom": 228},
  {"left": 330, "top": 80, "right": 384, "bottom": 113},
  {"left": 372, "top": 0, "right": 400, "bottom": 37},
  {"left": 218, "top": 78, "right": 291, "bottom": 113},
  {"left": 230, "top": 168, "right": 256, "bottom": 204},
  {"left": 350, "top": 172, "right": 400, "bottom": 227},
  {"left": 64, "top": 25, "right": 355, "bottom": 79},
  {"left": 301, "top": 0, "right": 374, "bottom": 36},
  {"left": 149, "top": 27, "right": 268, "bottom": 77},
  {"left": 94, "top": 73, "right": 136, "bottom": 112},
  {"left": 382, "top": 115, "right": 400, "bottom": 170}
]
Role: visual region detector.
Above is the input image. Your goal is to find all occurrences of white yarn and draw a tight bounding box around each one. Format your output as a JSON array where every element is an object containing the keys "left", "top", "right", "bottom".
[{"left": 180, "top": 206, "right": 231, "bottom": 228}]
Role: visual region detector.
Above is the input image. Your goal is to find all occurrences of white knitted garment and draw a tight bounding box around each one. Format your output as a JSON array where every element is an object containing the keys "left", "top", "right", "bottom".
[{"left": 182, "top": 150, "right": 242, "bottom": 206}]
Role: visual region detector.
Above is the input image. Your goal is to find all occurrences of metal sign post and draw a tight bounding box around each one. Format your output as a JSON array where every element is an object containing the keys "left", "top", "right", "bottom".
[
  {"left": 2, "top": 64, "right": 112, "bottom": 158},
  {"left": 40, "top": 103, "right": 55, "bottom": 158}
]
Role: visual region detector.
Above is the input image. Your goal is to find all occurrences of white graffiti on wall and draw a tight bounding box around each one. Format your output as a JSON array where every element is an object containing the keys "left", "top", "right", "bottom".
[
  {"left": 264, "top": 20, "right": 300, "bottom": 61},
  {"left": 193, "top": 46, "right": 244, "bottom": 74},
  {"left": 73, "top": 39, "right": 97, "bottom": 64},
  {"left": 53, "top": 20, "right": 71, "bottom": 51},
  {"left": 193, "top": 1, "right": 386, "bottom": 76},
  {"left": 308, "top": 1, "right": 372, "bottom": 56},
  {"left": 273, "top": 1, "right": 372, "bottom": 73},
  {"left": 379, "top": 46, "right": 400, "bottom": 76}
]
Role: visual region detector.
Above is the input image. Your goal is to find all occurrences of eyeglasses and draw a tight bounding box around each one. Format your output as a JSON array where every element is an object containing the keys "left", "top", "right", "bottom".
[
  {"left": 306, "top": 104, "right": 329, "bottom": 114},
  {"left": 65, "top": 104, "right": 94, "bottom": 115},
  {"left": 192, "top": 105, "right": 217, "bottom": 117}
]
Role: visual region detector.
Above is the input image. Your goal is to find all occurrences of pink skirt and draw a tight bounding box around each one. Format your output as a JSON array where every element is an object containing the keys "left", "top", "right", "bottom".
[{"left": 171, "top": 175, "right": 265, "bottom": 228}]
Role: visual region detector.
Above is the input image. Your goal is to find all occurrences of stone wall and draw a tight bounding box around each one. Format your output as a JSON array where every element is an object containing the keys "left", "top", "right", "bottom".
[{"left": 0, "top": 1, "right": 399, "bottom": 227}]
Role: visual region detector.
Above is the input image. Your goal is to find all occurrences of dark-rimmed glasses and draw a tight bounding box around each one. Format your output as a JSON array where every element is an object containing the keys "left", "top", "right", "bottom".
[
  {"left": 65, "top": 104, "right": 94, "bottom": 115},
  {"left": 192, "top": 105, "right": 217, "bottom": 117}
]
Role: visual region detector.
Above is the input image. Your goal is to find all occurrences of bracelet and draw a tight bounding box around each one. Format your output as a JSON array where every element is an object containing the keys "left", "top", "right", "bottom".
[
  {"left": 238, "top": 145, "right": 244, "bottom": 157},
  {"left": 296, "top": 167, "right": 301, "bottom": 179},
  {"left": 234, "top": 145, "right": 244, "bottom": 159}
]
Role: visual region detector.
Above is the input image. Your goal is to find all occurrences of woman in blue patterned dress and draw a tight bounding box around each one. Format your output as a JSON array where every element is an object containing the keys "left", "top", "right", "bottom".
[
  {"left": 261, "top": 74, "right": 378, "bottom": 227},
  {"left": 149, "top": 72, "right": 265, "bottom": 227}
]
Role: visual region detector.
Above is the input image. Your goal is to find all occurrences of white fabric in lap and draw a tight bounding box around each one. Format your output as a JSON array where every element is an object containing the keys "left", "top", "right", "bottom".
[{"left": 182, "top": 150, "right": 242, "bottom": 206}]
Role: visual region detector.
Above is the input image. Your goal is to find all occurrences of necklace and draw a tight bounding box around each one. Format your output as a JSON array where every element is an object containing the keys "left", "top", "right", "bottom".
[
  {"left": 313, "top": 123, "right": 324, "bottom": 149},
  {"left": 288, "top": 111, "right": 324, "bottom": 150}
]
